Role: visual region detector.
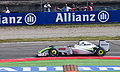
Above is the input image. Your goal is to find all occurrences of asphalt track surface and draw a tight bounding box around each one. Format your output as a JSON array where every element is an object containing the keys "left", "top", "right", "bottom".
[{"left": 0, "top": 40, "right": 120, "bottom": 59}]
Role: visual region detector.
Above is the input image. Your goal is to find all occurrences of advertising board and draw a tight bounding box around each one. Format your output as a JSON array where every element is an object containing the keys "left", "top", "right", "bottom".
[{"left": 0, "top": 10, "right": 120, "bottom": 26}]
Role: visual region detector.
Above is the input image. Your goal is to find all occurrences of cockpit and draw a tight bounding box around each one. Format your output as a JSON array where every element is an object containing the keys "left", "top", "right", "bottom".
[{"left": 77, "top": 41, "right": 92, "bottom": 46}]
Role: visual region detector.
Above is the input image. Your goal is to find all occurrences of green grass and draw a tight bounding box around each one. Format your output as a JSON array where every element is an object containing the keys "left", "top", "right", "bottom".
[
  {"left": 0, "top": 36, "right": 120, "bottom": 43},
  {"left": 1, "top": 59, "right": 120, "bottom": 72},
  {"left": 0, "top": 59, "right": 120, "bottom": 67}
]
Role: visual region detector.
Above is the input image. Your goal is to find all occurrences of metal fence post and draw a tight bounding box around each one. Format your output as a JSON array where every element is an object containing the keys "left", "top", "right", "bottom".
[
  {"left": 86, "top": 0, "right": 89, "bottom": 11},
  {"left": 40, "top": 0, "right": 43, "bottom": 12}
]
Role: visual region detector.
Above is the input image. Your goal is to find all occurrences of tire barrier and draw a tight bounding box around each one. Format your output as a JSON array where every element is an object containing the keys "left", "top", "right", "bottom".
[{"left": 64, "top": 65, "right": 78, "bottom": 72}]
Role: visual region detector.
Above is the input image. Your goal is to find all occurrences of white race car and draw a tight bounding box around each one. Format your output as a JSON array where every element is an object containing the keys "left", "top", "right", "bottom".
[{"left": 37, "top": 40, "right": 110, "bottom": 56}]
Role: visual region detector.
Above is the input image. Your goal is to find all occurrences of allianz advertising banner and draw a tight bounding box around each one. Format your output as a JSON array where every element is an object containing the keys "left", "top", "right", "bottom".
[{"left": 0, "top": 10, "right": 120, "bottom": 26}]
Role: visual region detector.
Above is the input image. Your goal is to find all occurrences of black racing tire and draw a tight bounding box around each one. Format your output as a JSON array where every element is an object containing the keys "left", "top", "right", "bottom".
[
  {"left": 49, "top": 48, "right": 59, "bottom": 57},
  {"left": 36, "top": 55, "right": 39, "bottom": 57},
  {"left": 94, "top": 48, "right": 106, "bottom": 56}
]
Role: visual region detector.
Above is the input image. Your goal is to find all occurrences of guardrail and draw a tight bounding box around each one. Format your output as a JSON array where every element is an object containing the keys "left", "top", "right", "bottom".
[{"left": 0, "top": 10, "right": 120, "bottom": 26}]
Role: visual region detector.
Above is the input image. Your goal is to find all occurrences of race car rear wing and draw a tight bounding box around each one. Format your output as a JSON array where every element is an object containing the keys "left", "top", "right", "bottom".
[{"left": 99, "top": 40, "right": 110, "bottom": 52}]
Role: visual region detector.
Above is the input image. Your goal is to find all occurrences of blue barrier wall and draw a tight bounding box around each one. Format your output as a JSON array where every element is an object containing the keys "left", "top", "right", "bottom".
[{"left": 0, "top": 10, "right": 120, "bottom": 26}]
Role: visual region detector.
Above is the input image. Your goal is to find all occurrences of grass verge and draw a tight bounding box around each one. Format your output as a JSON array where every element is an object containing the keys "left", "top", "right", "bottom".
[
  {"left": 0, "top": 59, "right": 120, "bottom": 67},
  {"left": 0, "top": 36, "right": 120, "bottom": 43}
]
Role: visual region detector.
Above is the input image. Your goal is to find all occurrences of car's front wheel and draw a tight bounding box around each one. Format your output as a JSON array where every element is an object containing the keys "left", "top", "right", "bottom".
[
  {"left": 95, "top": 48, "right": 106, "bottom": 56},
  {"left": 49, "top": 48, "right": 59, "bottom": 57}
]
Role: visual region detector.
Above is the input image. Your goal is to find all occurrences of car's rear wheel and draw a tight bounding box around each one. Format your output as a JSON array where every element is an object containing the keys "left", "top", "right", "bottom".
[
  {"left": 49, "top": 48, "right": 59, "bottom": 57},
  {"left": 95, "top": 48, "right": 106, "bottom": 56}
]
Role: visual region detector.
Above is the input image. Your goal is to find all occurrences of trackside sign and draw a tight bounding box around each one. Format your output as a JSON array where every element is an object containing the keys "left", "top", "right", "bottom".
[
  {"left": 0, "top": 66, "right": 120, "bottom": 72},
  {"left": 0, "top": 10, "right": 120, "bottom": 26},
  {"left": 56, "top": 10, "right": 110, "bottom": 23}
]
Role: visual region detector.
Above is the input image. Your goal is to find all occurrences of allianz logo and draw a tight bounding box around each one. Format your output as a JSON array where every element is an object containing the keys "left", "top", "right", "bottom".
[
  {"left": 25, "top": 13, "right": 36, "bottom": 25},
  {"left": 56, "top": 11, "right": 109, "bottom": 23},
  {"left": 0, "top": 16, "right": 22, "bottom": 24},
  {"left": 56, "top": 13, "right": 95, "bottom": 22},
  {"left": 0, "top": 13, "right": 36, "bottom": 25},
  {"left": 98, "top": 11, "right": 109, "bottom": 23}
]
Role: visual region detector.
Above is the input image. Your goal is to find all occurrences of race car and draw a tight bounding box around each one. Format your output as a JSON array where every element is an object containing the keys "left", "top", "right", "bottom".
[{"left": 37, "top": 40, "right": 110, "bottom": 57}]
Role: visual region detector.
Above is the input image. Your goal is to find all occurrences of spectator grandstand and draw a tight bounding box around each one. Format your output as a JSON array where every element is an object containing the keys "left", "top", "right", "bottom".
[
  {"left": 0, "top": 0, "right": 120, "bottom": 2},
  {"left": 0, "top": 0, "right": 119, "bottom": 13}
]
